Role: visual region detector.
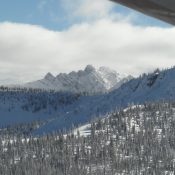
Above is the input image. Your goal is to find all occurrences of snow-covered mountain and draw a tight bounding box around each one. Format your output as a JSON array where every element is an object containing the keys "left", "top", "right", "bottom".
[
  {"left": 33, "top": 66, "right": 175, "bottom": 134},
  {"left": 2, "top": 101, "right": 175, "bottom": 175},
  {"left": 24, "top": 65, "right": 132, "bottom": 94},
  {"left": 2, "top": 67, "right": 175, "bottom": 135}
]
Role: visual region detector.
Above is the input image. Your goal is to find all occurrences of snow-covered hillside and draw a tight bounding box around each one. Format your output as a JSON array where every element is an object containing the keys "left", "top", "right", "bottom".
[
  {"left": 1, "top": 102, "right": 175, "bottom": 175},
  {"left": 1, "top": 67, "right": 175, "bottom": 134},
  {"left": 33, "top": 66, "right": 175, "bottom": 134},
  {"left": 24, "top": 65, "right": 131, "bottom": 94},
  {"left": 70, "top": 102, "right": 175, "bottom": 175}
]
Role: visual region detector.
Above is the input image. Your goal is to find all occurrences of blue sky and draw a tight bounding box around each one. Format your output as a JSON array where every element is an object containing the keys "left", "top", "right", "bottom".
[
  {"left": 0, "top": 0, "right": 170, "bottom": 30},
  {"left": 0, "top": 0, "right": 175, "bottom": 84}
]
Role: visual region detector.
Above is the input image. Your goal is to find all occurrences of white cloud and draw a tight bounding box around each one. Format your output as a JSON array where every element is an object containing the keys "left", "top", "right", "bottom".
[
  {"left": 0, "top": 18, "right": 175, "bottom": 84},
  {"left": 60, "top": 0, "right": 115, "bottom": 21}
]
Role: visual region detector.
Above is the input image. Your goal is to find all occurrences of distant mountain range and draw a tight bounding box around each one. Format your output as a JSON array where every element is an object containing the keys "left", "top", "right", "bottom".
[
  {"left": 36, "top": 67, "right": 175, "bottom": 134},
  {"left": 24, "top": 65, "right": 133, "bottom": 94},
  {"left": 1, "top": 66, "right": 175, "bottom": 134}
]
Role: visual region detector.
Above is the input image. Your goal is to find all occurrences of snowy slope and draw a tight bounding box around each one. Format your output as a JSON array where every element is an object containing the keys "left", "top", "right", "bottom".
[
  {"left": 69, "top": 102, "right": 175, "bottom": 175},
  {"left": 2, "top": 67, "right": 175, "bottom": 135},
  {"left": 2, "top": 102, "right": 175, "bottom": 175},
  {"left": 34, "top": 67, "right": 175, "bottom": 134},
  {"left": 24, "top": 65, "right": 131, "bottom": 94}
]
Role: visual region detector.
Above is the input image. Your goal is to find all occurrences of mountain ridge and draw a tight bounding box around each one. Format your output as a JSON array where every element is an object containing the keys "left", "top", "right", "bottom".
[
  {"left": 1, "top": 66, "right": 175, "bottom": 134},
  {"left": 24, "top": 65, "right": 132, "bottom": 94}
]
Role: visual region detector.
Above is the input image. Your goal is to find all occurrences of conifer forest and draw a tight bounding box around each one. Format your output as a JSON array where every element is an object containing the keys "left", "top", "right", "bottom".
[{"left": 1, "top": 101, "right": 175, "bottom": 175}]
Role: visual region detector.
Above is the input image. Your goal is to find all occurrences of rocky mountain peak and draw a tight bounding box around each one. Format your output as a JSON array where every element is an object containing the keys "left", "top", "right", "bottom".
[
  {"left": 25, "top": 65, "right": 132, "bottom": 94},
  {"left": 84, "top": 65, "right": 96, "bottom": 73},
  {"left": 44, "top": 72, "right": 55, "bottom": 81}
]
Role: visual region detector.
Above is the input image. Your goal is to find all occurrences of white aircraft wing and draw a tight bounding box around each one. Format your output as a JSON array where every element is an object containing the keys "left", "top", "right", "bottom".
[{"left": 111, "top": 0, "right": 175, "bottom": 25}]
